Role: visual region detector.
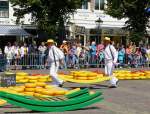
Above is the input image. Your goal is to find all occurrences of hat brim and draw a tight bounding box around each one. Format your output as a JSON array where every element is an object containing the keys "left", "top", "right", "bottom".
[{"left": 47, "top": 41, "right": 54, "bottom": 43}]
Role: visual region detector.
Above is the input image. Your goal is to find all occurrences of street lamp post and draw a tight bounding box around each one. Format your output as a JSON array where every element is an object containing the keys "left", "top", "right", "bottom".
[{"left": 95, "top": 17, "right": 103, "bottom": 44}]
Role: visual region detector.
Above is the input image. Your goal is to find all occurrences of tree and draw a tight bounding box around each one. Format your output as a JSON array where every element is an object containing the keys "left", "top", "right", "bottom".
[
  {"left": 106, "top": 0, "right": 150, "bottom": 44},
  {"left": 10, "top": 0, "right": 81, "bottom": 40}
]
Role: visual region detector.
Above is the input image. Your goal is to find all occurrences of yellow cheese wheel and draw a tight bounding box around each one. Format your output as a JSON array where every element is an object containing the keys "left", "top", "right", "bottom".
[
  {"left": 97, "top": 74, "right": 104, "bottom": 77},
  {"left": 16, "top": 76, "right": 25, "bottom": 80},
  {"left": 4, "top": 90, "right": 18, "bottom": 94},
  {"left": 25, "top": 88, "right": 35, "bottom": 92},
  {"left": 34, "top": 93, "right": 43, "bottom": 97},
  {"left": 23, "top": 92, "right": 34, "bottom": 96},
  {"left": 66, "top": 88, "right": 80, "bottom": 95},
  {"left": 66, "top": 76, "right": 74, "bottom": 79},
  {"left": 39, "top": 76, "right": 49, "bottom": 79},
  {"left": 0, "top": 99, "right": 7, "bottom": 106},
  {"left": 13, "top": 87, "right": 24, "bottom": 92},
  {"left": 18, "top": 86, "right": 25, "bottom": 89},
  {"left": 54, "top": 90, "right": 66, "bottom": 95},
  {"left": 16, "top": 72, "right": 28, "bottom": 76},
  {"left": 45, "top": 85, "right": 55, "bottom": 89},
  {"left": 47, "top": 78, "right": 52, "bottom": 82},
  {"left": 87, "top": 77, "right": 97, "bottom": 80},
  {"left": 29, "top": 80, "right": 38, "bottom": 83},
  {"left": 25, "top": 83, "right": 37, "bottom": 88},
  {"left": 35, "top": 88, "right": 44, "bottom": 93},
  {"left": 27, "top": 76, "right": 39, "bottom": 80},
  {"left": 18, "top": 79, "right": 29, "bottom": 83},
  {"left": 42, "top": 90, "right": 54, "bottom": 96},
  {"left": 38, "top": 79, "right": 47, "bottom": 82},
  {"left": 36, "top": 82, "right": 47, "bottom": 87},
  {"left": 77, "top": 74, "right": 87, "bottom": 77},
  {"left": 76, "top": 77, "right": 88, "bottom": 80}
]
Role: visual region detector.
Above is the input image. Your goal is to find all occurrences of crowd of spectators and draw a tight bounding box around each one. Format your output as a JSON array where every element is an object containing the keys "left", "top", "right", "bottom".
[{"left": 0, "top": 40, "right": 150, "bottom": 70}]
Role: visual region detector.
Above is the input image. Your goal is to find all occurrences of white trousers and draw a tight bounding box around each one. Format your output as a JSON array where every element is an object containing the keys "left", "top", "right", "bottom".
[
  {"left": 105, "top": 61, "right": 118, "bottom": 85},
  {"left": 50, "top": 62, "right": 63, "bottom": 85}
]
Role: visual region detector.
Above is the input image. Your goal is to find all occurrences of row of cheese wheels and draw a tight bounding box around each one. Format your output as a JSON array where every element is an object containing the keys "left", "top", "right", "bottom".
[
  {"left": 65, "top": 71, "right": 105, "bottom": 80},
  {"left": 70, "top": 71, "right": 104, "bottom": 77},
  {"left": 114, "top": 70, "right": 150, "bottom": 80},
  {"left": 16, "top": 72, "right": 52, "bottom": 83},
  {"left": 0, "top": 82, "right": 80, "bottom": 97}
]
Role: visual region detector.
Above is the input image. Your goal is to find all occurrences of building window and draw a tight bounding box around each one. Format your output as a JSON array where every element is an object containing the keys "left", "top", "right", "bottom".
[
  {"left": 0, "top": 1, "right": 9, "bottom": 18},
  {"left": 95, "top": 0, "right": 104, "bottom": 10},
  {"left": 81, "top": 0, "right": 88, "bottom": 9}
]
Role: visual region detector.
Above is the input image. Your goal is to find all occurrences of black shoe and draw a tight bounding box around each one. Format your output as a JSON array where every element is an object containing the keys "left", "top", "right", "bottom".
[
  {"left": 116, "top": 80, "right": 119, "bottom": 86},
  {"left": 58, "top": 82, "right": 64, "bottom": 87},
  {"left": 109, "top": 85, "right": 117, "bottom": 88}
]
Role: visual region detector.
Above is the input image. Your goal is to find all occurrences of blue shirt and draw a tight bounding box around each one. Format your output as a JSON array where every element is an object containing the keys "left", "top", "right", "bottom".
[{"left": 90, "top": 45, "right": 96, "bottom": 55}]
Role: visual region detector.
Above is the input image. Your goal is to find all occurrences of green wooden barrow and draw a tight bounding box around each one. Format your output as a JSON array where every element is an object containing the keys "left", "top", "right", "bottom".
[
  {"left": 0, "top": 91, "right": 102, "bottom": 107},
  {"left": 0, "top": 89, "right": 103, "bottom": 112}
]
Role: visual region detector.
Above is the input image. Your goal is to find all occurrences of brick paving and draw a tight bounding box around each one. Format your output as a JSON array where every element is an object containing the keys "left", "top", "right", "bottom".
[{"left": 0, "top": 69, "right": 150, "bottom": 114}]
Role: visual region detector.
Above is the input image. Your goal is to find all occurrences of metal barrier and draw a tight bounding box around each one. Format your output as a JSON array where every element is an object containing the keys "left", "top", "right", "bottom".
[{"left": 3, "top": 54, "right": 150, "bottom": 70}]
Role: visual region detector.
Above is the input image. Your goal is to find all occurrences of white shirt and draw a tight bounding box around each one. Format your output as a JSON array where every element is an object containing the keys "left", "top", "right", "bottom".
[
  {"left": 104, "top": 44, "right": 118, "bottom": 63},
  {"left": 20, "top": 46, "right": 28, "bottom": 57},
  {"left": 146, "top": 49, "right": 150, "bottom": 54},
  {"left": 4, "top": 46, "right": 13, "bottom": 59},
  {"left": 48, "top": 45, "right": 64, "bottom": 63},
  {"left": 38, "top": 45, "right": 47, "bottom": 54},
  {"left": 11, "top": 46, "right": 20, "bottom": 56},
  {"left": 77, "top": 47, "right": 82, "bottom": 57}
]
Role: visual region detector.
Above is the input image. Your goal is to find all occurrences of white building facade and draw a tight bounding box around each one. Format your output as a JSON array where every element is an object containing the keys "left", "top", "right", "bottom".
[
  {"left": 67, "top": 0, "right": 129, "bottom": 45},
  {"left": 0, "top": 0, "right": 32, "bottom": 44},
  {"left": 0, "top": 0, "right": 31, "bottom": 25}
]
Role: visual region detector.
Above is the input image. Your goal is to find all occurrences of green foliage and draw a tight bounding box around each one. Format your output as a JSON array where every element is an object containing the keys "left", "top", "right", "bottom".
[
  {"left": 10, "top": 0, "right": 81, "bottom": 36},
  {"left": 106, "top": 0, "right": 150, "bottom": 44}
]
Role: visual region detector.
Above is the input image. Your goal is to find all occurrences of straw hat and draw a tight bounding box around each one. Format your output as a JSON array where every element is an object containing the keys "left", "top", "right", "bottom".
[
  {"left": 104, "top": 37, "right": 111, "bottom": 41},
  {"left": 47, "top": 39, "right": 54, "bottom": 43}
]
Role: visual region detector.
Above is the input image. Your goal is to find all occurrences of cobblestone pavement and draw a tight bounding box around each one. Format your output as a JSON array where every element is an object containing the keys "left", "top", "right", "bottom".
[{"left": 0, "top": 69, "right": 150, "bottom": 114}]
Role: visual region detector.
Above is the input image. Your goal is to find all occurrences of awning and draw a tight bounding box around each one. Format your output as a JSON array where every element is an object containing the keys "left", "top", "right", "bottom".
[{"left": 0, "top": 25, "right": 30, "bottom": 36}]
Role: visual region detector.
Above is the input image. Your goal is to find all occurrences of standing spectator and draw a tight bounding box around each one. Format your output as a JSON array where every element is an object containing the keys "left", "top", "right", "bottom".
[
  {"left": 20, "top": 43, "right": 28, "bottom": 69},
  {"left": 11, "top": 42, "right": 20, "bottom": 69},
  {"left": 28, "top": 41, "right": 38, "bottom": 69},
  {"left": 4, "top": 42, "right": 13, "bottom": 68},
  {"left": 135, "top": 47, "right": 142, "bottom": 67},
  {"left": 76, "top": 43, "right": 82, "bottom": 68},
  {"left": 126, "top": 45, "right": 132, "bottom": 67},
  {"left": 146, "top": 45, "right": 150, "bottom": 66},
  {"left": 89, "top": 41, "right": 97, "bottom": 67},
  {"left": 131, "top": 44, "right": 137, "bottom": 67},
  {"left": 69, "top": 45, "right": 77, "bottom": 68},
  {"left": 118, "top": 45, "right": 125, "bottom": 68},
  {"left": 83, "top": 41, "right": 90, "bottom": 67},
  {"left": 0, "top": 48, "right": 5, "bottom": 71},
  {"left": 38, "top": 42, "right": 47, "bottom": 69},
  {"left": 96, "top": 44, "right": 104, "bottom": 67},
  {"left": 140, "top": 45, "right": 147, "bottom": 67},
  {"left": 60, "top": 40, "right": 69, "bottom": 69}
]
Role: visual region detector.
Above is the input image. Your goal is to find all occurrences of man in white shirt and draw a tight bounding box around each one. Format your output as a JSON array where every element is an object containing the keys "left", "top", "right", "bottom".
[
  {"left": 46, "top": 39, "right": 64, "bottom": 87},
  {"left": 103, "top": 37, "right": 119, "bottom": 88}
]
